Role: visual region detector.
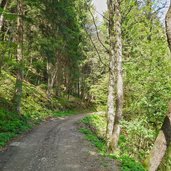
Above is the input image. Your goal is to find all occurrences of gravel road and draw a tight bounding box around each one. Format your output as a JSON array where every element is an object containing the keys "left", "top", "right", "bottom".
[{"left": 0, "top": 114, "right": 118, "bottom": 171}]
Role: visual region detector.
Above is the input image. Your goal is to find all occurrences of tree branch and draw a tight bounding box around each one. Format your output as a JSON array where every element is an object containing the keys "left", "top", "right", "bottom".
[
  {"left": 85, "top": 27, "right": 108, "bottom": 68},
  {"left": 88, "top": 7, "right": 109, "bottom": 53}
]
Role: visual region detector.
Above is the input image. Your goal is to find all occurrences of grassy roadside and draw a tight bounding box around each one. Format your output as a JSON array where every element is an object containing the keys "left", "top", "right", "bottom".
[
  {"left": 0, "top": 71, "right": 92, "bottom": 149},
  {"left": 0, "top": 110, "right": 89, "bottom": 149},
  {"left": 79, "top": 113, "right": 147, "bottom": 171}
]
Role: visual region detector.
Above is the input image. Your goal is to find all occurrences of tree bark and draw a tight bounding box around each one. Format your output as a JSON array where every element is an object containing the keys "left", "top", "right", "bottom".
[
  {"left": 55, "top": 58, "right": 62, "bottom": 97},
  {"left": 13, "top": 0, "right": 24, "bottom": 114},
  {"left": 106, "top": 0, "right": 123, "bottom": 152},
  {"left": 0, "top": 0, "right": 8, "bottom": 73},
  {"left": 0, "top": 0, "right": 8, "bottom": 31},
  {"left": 47, "top": 60, "right": 58, "bottom": 98},
  {"left": 111, "top": 0, "right": 123, "bottom": 151},
  {"left": 147, "top": 112, "right": 171, "bottom": 171},
  {"left": 106, "top": 0, "right": 116, "bottom": 151},
  {"left": 166, "top": 1, "right": 171, "bottom": 52}
]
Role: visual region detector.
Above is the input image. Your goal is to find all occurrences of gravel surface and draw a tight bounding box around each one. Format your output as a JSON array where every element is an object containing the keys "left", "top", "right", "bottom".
[{"left": 0, "top": 114, "right": 118, "bottom": 171}]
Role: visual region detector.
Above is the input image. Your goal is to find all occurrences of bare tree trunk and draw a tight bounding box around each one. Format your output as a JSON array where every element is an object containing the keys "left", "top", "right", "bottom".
[
  {"left": 47, "top": 61, "right": 53, "bottom": 98},
  {"left": 0, "top": 0, "right": 8, "bottom": 73},
  {"left": 146, "top": 2, "right": 171, "bottom": 170},
  {"left": 106, "top": 0, "right": 116, "bottom": 151},
  {"left": 166, "top": 1, "right": 171, "bottom": 52},
  {"left": 77, "top": 78, "right": 80, "bottom": 97},
  {"left": 111, "top": 0, "right": 123, "bottom": 151},
  {"left": 0, "top": 0, "right": 8, "bottom": 31},
  {"left": 106, "top": 0, "right": 123, "bottom": 152},
  {"left": 55, "top": 58, "right": 61, "bottom": 97},
  {"left": 47, "top": 60, "right": 58, "bottom": 98},
  {"left": 106, "top": 57, "right": 115, "bottom": 150},
  {"left": 13, "top": 0, "right": 24, "bottom": 114},
  {"left": 147, "top": 111, "right": 171, "bottom": 171}
]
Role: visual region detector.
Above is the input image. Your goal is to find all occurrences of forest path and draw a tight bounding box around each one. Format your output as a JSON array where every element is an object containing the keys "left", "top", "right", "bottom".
[{"left": 0, "top": 114, "right": 117, "bottom": 171}]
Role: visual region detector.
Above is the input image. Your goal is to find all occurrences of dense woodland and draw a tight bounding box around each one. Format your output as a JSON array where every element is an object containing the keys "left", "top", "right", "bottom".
[{"left": 0, "top": 0, "right": 171, "bottom": 170}]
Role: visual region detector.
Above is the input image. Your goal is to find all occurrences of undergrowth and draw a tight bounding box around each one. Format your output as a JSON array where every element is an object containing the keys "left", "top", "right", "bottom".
[
  {"left": 80, "top": 128, "right": 106, "bottom": 153},
  {"left": 0, "top": 71, "right": 90, "bottom": 148},
  {"left": 80, "top": 114, "right": 147, "bottom": 171},
  {"left": 0, "top": 109, "right": 32, "bottom": 147}
]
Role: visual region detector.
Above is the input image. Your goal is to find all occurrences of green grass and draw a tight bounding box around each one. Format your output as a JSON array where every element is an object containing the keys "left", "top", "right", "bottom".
[
  {"left": 0, "top": 71, "right": 90, "bottom": 149},
  {"left": 80, "top": 127, "right": 106, "bottom": 153},
  {"left": 0, "top": 109, "right": 82, "bottom": 148},
  {"left": 0, "top": 109, "right": 32, "bottom": 148},
  {"left": 80, "top": 114, "right": 146, "bottom": 171},
  {"left": 119, "top": 156, "right": 146, "bottom": 171},
  {"left": 0, "top": 71, "right": 52, "bottom": 148},
  {"left": 0, "top": 133, "right": 15, "bottom": 147}
]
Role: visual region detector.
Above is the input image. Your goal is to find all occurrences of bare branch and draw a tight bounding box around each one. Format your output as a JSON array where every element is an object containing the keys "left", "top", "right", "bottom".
[
  {"left": 88, "top": 7, "right": 109, "bottom": 53},
  {"left": 84, "top": 27, "right": 108, "bottom": 68},
  {"left": 94, "top": 9, "right": 109, "bottom": 22}
]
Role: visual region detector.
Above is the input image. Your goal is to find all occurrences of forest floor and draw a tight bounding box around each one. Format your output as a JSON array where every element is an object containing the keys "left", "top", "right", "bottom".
[{"left": 0, "top": 113, "right": 118, "bottom": 171}]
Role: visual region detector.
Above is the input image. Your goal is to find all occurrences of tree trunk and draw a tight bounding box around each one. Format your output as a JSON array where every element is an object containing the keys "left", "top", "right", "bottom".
[
  {"left": 55, "top": 58, "right": 62, "bottom": 97},
  {"left": 147, "top": 112, "right": 171, "bottom": 171},
  {"left": 106, "top": 0, "right": 116, "bottom": 151},
  {"left": 13, "top": 0, "right": 24, "bottom": 114},
  {"left": 111, "top": 0, "right": 123, "bottom": 151},
  {"left": 106, "top": 57, "right": 115, "bottom": 151},
  {"left": 166, "top": 1, "right": 171, "bottom": 52},
  {"left": 0, "top": 0, "right": 8, "bottom": 73},
  {"left": 146, "top": 2, "right": 171, "bottom": 170},
  {"left": 0, "top": 0, "right": 8, "bottom": 31},
  {"left": 106, "top": 0, "right": 123, "bottom": 152},
  {"left": 47, "top": 60, "right": 58, "bottom": 98}
]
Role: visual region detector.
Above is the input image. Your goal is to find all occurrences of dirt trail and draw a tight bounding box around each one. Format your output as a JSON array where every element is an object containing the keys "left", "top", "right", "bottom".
[{"left": 0, "top": 114, "right": 118, "bottom": 171}]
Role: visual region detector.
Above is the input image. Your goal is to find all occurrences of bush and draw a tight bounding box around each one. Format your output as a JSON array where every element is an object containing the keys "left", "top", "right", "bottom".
[
  {"left": 120, "top": 119, "right": 155, "bottom": 160},
  {"left": 119, "top": 156, "right": 146, "bottom": 171}
]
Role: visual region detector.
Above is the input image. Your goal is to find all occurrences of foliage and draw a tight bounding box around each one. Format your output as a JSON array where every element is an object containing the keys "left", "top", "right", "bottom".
[
  {"left": 0, "top": 71, "right": 88, "bottom": 148},
  {"left": 81, "top": 113, "right": 107, "bottom": 138},
  {"left": 81, "top": 113, "right": 156, "bottom": 161},
  {"left": 0, "top": 109, "right": 31, "bottom": 147},
  {"left": 79, "top": 128, "right": 106, "bottom": 153},
  {"left": 80, "top": 113, "right": 146, "bottom": 171},
  {"left": 90, "top": 76, "right": 108, "bottom": 110},
  {"left": 119, "top": 156, "right": 146, "bottom": 171},
  {"left": 120, "top": 119, "right": 156, "bottom": 160},
  {"left": 121, "top": 0, "right": 171, "bottom": 128}
]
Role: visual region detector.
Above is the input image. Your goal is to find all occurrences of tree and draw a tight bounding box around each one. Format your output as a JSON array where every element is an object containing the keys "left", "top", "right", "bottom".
[
  {"left": 106, "top": 0, "right": 123, "bottom": 152},
  {"left": 166, "top": 0, "right": 171, "bottom": 52},
  {"left": 0, "top": 0, "right": 8, "bottom": 31},
  {"left": 13, "top": 0, "right": 24, "bottom": 114}
]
